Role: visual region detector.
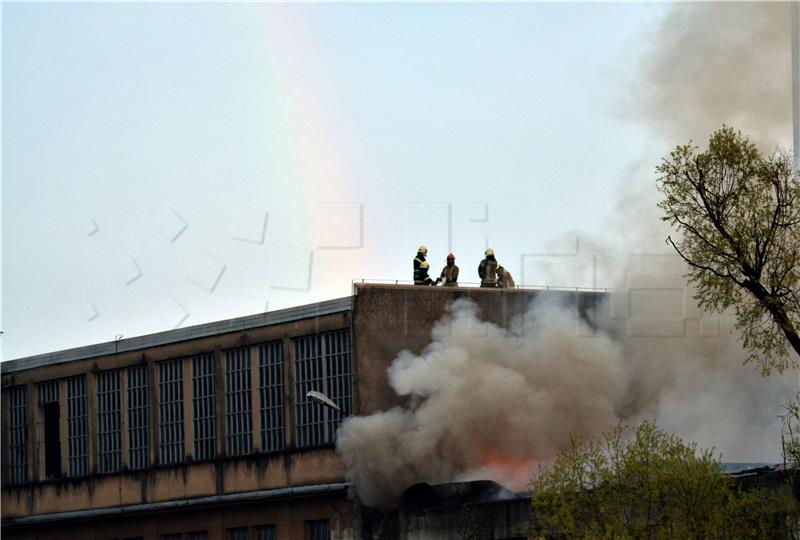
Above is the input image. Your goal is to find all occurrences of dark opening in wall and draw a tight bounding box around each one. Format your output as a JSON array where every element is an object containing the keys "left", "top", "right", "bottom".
[{"left": 43, "top": 401, "right": 62, "bottom": 478}]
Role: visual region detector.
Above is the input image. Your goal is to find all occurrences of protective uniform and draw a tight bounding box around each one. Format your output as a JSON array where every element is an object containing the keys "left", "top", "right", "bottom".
[
  {"left": 416, "top": 261, "right": 436, "bottom": 286},
  {"left": 478, "top": 248, "right": 503, "bottom": 288},
  {"left": 440, "top": 253, "right": 459, "bottom": 287},
  {"left": 413, "top": 245, "right": 428, "bottom": 285},
  {"left": 497, "top": 268, "right": 515, "bottom": 289}
]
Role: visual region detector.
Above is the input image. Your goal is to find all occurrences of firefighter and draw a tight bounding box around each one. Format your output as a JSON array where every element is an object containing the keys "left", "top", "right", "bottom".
[
  {"left": 413, "top": 245, "right": 428, "bottom": 285},
  {"left": 440, "top": 253, "right": 459, "bottom": 287},
  {"left": 416, "top": 260, "right": 439, "bottom": 286},
  {"left": 478, "top": 248, "right": 503, "bottom": 288},
  {"left": 497, "top": 267, "right": 516, "bottom": 288}
]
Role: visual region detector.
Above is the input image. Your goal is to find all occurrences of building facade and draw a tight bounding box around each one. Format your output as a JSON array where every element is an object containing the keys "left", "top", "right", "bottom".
[{"left": 1, "top": 284, "right": 602, "bottom": 540}]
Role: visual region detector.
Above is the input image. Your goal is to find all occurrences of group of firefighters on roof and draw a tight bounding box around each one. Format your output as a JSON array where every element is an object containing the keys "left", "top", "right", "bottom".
[{"left": 412, "top": 245, "right": 516, "bottom": 288}]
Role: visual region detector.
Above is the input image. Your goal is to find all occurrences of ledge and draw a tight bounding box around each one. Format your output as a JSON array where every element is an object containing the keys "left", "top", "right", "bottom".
[{"left": 2, "top": 482, "right": 350, "bottom": 529}]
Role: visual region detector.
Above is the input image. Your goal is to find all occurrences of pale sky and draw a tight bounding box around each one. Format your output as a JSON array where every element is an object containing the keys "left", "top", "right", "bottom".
[{"left": 3, "top": 2, "right": 793, "bottom": 360}]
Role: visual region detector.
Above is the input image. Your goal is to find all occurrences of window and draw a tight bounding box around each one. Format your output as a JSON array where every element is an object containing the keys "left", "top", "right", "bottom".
[
  {"left": 159, "top": 359, "right": 185, "bottom": 464},
  {"left": 66, "top": 376, "right": 88, "bottom": 476},
  {"left": 97, "top": 370, "right": 122, "bottom": 473},
  {"left": 259, "top": 341, "right": 284, "bottom": 452},
  {"left": 294, "top": 330, "right": 352, "bottom": 447},
  {"left": 38, "top": 381, "right": 61, "bottom": 478},
  {"left": 8, "top": 385, "right": 28, "bottom": 484},
  {"left": 225, "top": 348, "right": 252, "bottom": 455},
  {"left": 307, "top": 520, "right": 331, "bottom": 540},
  {"left": 255, "top": 525, "right": 277, "bottom": 540},
  {"left": 187, "top": 533, "right": 208, "bottom": 540},
  {"left": 226, "top": 528, "right": 248, "bottom": 540},
  {"left": 161, "top": 534, "right": 182, "bottom": 540},
  {"left": 127, "top": 365, "right": 149, "bottom": 469},
  {"left": 192, "top": 353, "right": 216, "bottom": 460}
]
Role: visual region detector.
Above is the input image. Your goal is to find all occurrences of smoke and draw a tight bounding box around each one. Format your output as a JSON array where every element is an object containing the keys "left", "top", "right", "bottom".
[
  {"left": 627, "top": 1, "right": 793, "bottom": 149},
  {"left": 337, "top": 298, "right": 626, "bottom": 508},
  {"left": 336, "top": 2, "right": 799, "bottom": 509},
  {"left": 337, "top": 294, "right": 796, "bottom": 508}
]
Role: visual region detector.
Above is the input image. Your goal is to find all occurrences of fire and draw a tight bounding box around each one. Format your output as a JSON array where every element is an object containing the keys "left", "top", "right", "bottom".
[{"left": 473, "top": 448, "right": 536, "bottom": 492}]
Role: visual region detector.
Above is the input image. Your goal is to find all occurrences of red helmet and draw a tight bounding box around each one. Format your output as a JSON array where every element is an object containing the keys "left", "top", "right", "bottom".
[{"left": 447, "top": 253, "right": 455, "bottom": 261}]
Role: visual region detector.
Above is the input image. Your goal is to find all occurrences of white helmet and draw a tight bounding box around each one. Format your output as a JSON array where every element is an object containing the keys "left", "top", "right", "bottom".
[
  {"left": 420, "top": 261, "right": 430, "bottom": 270},
  {"left": 418, "top": 245, "right": 428, "bottom": 254},
  {"left": 485, "top": 248, "right": 494, "bottom": 257}
]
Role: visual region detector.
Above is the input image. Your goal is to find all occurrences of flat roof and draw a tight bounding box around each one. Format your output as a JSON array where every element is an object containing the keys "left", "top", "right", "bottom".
[{"left": 1, "top": 296, "right": 352, "bottom": 375}]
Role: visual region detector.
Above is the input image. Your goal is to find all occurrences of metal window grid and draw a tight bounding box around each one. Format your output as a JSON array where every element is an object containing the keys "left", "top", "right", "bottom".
[
  {"left": 161, "top": 534, "right": 182, "bottom": 540},
  {"left": 259, "top": 341, "right": 284, "bottom": 452},
  {"left": 227, "top": 528, "right": 248, "bottom": 540},
  {"left": 8, "top": 385, "right": 28, "bottom": 484},
  {"left": 127, "top": 365, "right": 150, "bottom": 469},
  {"left": 255, "top": 525, "right": 277, "bottom": 540},
  {"left": 192, "top": 353, "right": 216, "bottom": 460},
  {"left": 96, "top": 370, "right": 122, "bottom": 473},
  {"left": 324, "top": 330, "right": 353, "bottom": 437},
  {"left": 187, "top": 532, "right": 208, "bottom": 540},
  {"left": 66, "top": 376, "right": 88, "bottom": 476},
  {"left": 159, "top": 359, "right": 185, "bottom": 464},
  {"left": 225, "top": 348, "right": 253, "bottom": 455},
  {"left": 307, "top": 520, "right": 331, "bottom": 540},
  {"left": 294, "top": 330, "right": 352, "bottom": 448},
  {"left": 37, "top": 380, "right": 60, "bottom": 404}
]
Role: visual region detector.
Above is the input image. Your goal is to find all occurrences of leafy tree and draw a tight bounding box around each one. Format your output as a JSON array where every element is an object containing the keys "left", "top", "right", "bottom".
[
  {"left": 531, "top": 421, "right": 797, "bottom": 539},
  {"left": 656, "top": 126, "right": 800, "bottom": 374}
]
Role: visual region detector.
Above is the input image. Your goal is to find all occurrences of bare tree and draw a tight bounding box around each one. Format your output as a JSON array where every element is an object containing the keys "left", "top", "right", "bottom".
[{"left": 657, "top": 126, "right": 800, "bottom": 374}]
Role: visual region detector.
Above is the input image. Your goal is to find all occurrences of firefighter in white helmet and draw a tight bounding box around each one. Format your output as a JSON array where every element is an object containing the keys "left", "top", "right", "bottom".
[{"left": 478, "top": 248, "right": 504, "bottom": 288}]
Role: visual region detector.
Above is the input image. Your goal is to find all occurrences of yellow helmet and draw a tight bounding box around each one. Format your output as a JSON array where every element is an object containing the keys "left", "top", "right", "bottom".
[
  {"left": 418, "top": 245, "right": 428, "bottom": 254},
  {"left": 420, "top": 261, "right": 430, "bottom": 270},
  {"left": 485, "top": 248, "right": 494, "bottom": 257}
]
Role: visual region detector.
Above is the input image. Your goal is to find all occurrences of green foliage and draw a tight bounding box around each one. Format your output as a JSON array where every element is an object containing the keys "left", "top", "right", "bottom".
[
  {"left": 531, "top": 421, "right": 798, "bottom": 539},
  {"left": 722, "top": 486, "right": 797, "bottom": 540},
  {"left": 656, "top": 126, "right": 800, "bottom": 374}
]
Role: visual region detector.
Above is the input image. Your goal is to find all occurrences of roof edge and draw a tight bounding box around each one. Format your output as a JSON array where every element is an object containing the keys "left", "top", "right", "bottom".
[{"left": 1, "top": 296, "right": 352, "bottom": 375}]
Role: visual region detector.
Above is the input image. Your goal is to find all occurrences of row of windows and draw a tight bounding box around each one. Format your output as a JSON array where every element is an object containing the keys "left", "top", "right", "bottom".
[{"left": 5, "top": 331, "right": 351, "bottom": 485}]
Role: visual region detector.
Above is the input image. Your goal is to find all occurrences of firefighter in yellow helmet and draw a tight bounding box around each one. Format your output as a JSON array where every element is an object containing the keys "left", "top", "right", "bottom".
[
  {"left": 478, "top": 248, "right": 503, "bottom": 288},
  {"left": 440, "top": 253, "right": 459, "bottom": 287},
  {"left": 416, "top": 260, "right": 439, "bottom": 286},
  {"left": 413, "top": 245, "right": 428, "bottom": 285}
]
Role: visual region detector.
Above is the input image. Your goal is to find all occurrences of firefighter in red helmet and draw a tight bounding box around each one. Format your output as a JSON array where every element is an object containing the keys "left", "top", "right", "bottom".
[{"left": 440, "top": 253, "right": 459, "bottom": 287}]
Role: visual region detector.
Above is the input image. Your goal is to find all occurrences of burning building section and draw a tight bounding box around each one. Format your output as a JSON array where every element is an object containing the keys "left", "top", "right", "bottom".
[{"left": 2, "top": 283, "right": 794, "bottom": 539}]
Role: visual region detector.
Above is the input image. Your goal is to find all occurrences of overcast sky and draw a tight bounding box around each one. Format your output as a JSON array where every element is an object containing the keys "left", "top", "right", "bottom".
[{"left": 2, "top": 2, "right": 795, "bottom": 360}]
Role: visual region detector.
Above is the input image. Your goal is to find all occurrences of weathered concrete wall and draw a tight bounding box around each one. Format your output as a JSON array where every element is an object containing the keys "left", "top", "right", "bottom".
[{"left": 351, "top": 284, "right": 603, "bottom": 415}]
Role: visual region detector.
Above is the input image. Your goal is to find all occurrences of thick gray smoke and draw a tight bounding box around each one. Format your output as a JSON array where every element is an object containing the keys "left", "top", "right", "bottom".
[{"left": 336, "top": 295, "right": 796, "bottom": 508}]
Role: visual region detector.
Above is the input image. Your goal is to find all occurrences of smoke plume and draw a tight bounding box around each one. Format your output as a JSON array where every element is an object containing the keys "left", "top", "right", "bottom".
[
  {"left": 336, "top": 2, "right": 798, "bottom": 509},
  {"left": 627, "top": 1, "right": 793, "bottom": 149},
  {"left": 337, "top": 294, "right": 795, "bottom": 508}
]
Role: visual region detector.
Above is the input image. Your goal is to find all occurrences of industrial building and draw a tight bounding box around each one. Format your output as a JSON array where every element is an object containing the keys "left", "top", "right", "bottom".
[{"left": 1, "top": 284, "right": 602, "bottom": 540}]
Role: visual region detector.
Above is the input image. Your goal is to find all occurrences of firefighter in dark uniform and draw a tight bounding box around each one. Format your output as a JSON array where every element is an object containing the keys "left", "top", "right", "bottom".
[
  {"left": 413, "top": 245, "right": 428, "bottom": 285},
  {"left": 440, "top": 253, "right": 459, "bottom": 286},
  {"left": 416, "top": 260, "right": 439, "bottom": 286},
  {"left": 478, "top": 248, "right": 503, "bottom": 288}
]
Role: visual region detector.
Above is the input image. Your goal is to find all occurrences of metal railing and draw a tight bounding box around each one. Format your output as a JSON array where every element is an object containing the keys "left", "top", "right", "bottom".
[{"left": 351, "top": 278, "right": 609, "bottom": 293}]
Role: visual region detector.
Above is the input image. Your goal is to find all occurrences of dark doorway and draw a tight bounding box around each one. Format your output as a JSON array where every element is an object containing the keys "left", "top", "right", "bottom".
[{"left": 43, "top": 401, "right": 61, "bottom": 478}]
